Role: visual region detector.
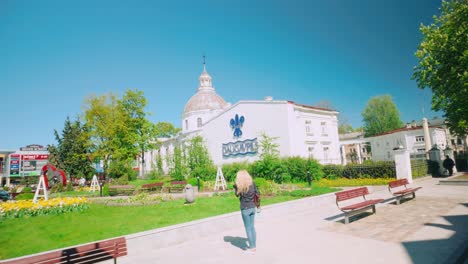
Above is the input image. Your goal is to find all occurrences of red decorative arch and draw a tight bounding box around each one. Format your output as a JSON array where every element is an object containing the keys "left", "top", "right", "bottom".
[{"left": 41, "top": 164, "right": 67, "bottom": 188}]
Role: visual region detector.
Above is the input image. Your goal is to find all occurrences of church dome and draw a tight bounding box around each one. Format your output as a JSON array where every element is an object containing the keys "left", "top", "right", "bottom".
[{"left": 183, "top": 66, "right": 228, "bottom": 114}]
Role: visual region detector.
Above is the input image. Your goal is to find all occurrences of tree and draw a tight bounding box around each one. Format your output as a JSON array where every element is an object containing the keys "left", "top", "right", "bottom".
[
  {"left": 413, "top": 0, "right": 468, "bottom": 136},
  {"left": 48, "top": 116, "right": 94, "bottom": 179},
  {"left": 186, "top": 136, "right": 216, "bottom": 180},
  {"left": 154, "top": 122, "right": 181, "bottom": 138},
  {"left": 362, "top": 95, "right": 403, "bottom": 137},
  {"left": 82, "top": 89, "right": 157, "bottom": 178},
  {"left": 82, "top": 93, "right": 120, "bottom": 176}
]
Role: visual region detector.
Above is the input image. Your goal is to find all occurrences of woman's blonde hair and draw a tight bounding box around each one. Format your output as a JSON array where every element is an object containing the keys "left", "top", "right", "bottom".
[{"left": 235, "top": 170, "right": 253, "bottom": 194}]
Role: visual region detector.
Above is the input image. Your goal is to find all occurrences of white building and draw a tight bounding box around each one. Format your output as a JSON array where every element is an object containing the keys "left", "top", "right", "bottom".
[
  {"left": 339, "top": 132, "right": 371, "bottom": 164},
  {"left": 367, "top": 124, "right": 447, "bottom": 161},
  {"left": 143, "top": 66, "right": 341, "bottom": 175}
]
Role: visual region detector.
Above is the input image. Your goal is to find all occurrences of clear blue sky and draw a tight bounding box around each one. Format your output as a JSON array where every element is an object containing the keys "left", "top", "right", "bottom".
[{"left": 0, "top": 0, "right": 442, "bottom": 150}]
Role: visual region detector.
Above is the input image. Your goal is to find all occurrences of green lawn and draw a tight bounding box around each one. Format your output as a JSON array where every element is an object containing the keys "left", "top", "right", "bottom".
[{"left": 0, "top": 186, "right": 337, "bottom": 260}]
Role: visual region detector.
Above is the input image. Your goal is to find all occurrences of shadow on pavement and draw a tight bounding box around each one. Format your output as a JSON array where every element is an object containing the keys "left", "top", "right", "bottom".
[
  {"left": 223, "top": 236, "right": 248, "bottom": 250},
  {"left": 402, "top": 203, "right": 468, "bottom": 264}
]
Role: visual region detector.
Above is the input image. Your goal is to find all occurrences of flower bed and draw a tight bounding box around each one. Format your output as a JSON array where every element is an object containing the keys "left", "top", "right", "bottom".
[{"left": 0, "top": 197, "right": 89, "bottom": 219}]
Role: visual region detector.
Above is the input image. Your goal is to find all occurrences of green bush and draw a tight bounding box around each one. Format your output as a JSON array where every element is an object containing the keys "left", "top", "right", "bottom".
[
  {"left": 322, "top": 161, "right": 396, "bottom": 179},
  {"left": 102, "top": 184, "right": 110, "bottom": 196},
  {"left": 50, "top": 183, "right": 64, "bottom": 193},
  {"left": 15, "top": 193, "right": 35, "bottom": 200},
  {"left": 108, "top": 160, "right": 137, "bottom": 180},
  {"left": 221, "top": 162, "right": 250, "bottom": 182},
  {"left": 187, "top": 177, "right": 204, "bottom": 190},
  {"left": 116, "top": 175, "right": 129, "bottom": 185},
  {"left": 253, "top": 178, "right": 281, "bottom": 196},
  {"left": 249, "top": 158, "right": 283, "bottom": 181},
  {"left": 22, "top": 187, "right": 33, "bottom": 193},
  {"left": 66, "top": 182, "right": 74, "bottom": 192}
]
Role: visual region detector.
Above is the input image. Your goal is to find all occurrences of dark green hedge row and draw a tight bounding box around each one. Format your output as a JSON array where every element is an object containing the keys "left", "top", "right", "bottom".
[
  {"left": 222, "top": 156, "right": 323, "bottom": 183},
  {"left": 322, "top": 161, "right": 396, "bottom": 179}
]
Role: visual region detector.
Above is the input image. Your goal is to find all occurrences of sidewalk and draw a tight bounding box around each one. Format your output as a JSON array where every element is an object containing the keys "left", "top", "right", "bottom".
[{"left": 119, "top": 175, "right": 468, "bottom": 263}]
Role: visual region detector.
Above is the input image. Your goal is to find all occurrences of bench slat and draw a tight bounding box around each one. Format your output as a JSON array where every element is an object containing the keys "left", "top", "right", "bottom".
[
  {"left": 2, "top": 237, "right": 127, "bottom": 264},
  {"left": 340, "top": 199, "right": 384, "bottom": 211},
  {"left": 389, "top": 179, "right": 409, "bottom": 188},
  {"left": 335, "top": 187, "right": 369, "bottom": 202},
  {"left": 393, "top": 187, "right": 422, "bottom": 195}
]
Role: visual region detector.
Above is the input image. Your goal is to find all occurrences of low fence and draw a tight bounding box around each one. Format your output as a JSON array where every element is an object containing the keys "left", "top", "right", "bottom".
[{"left": 410, "top": 159, "right": 429, "bottom": 179}]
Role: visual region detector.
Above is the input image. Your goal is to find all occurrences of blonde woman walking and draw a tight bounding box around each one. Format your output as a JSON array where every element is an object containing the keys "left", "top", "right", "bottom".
[{"left": 233, "top": 170, "right": 259, "bottom": 253}]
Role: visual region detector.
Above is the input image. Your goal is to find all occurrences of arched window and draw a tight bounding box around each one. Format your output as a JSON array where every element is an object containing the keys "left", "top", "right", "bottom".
[
  {"left": 197, "top": 118, "right": 202, "bottom": 128},
  {"left": 185, "top": 120, "right": 188, "bottom": 130}
]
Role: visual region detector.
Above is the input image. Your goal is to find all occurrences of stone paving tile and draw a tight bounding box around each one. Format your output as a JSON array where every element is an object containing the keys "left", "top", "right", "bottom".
[{"left": 321, "top": 196, "right": 467, "bottom": 242}]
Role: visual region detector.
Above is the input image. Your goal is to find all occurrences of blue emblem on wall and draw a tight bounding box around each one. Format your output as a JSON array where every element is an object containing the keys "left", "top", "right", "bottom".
[{"left": 230, "top": 114, "right": 245, "bottom": 138}]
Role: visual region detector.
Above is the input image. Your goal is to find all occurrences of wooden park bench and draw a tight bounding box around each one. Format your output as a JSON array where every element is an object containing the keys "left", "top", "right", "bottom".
[
  {"left": 2, "top": 237, "right": 127, "bottom": 264},
  {"left": 169, "top": 181, "right": 187, "bottom": 193},
  {"left": 335, "top": 187, "right": 384, "bottom": 224},
  {"left": 141, "top": 182, "right": 164, "bottom": 193},
  {"left": 388, "top": 178, "right": 422, "bottom": 205},
  {"left": 108, "top": 185, "right": 135, "bottom": 196}
]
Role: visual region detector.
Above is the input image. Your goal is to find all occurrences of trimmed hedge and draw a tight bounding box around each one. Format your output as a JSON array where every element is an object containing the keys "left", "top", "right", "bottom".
[{"left": 322, "top": 161, "right": 396, "bottom": 179}]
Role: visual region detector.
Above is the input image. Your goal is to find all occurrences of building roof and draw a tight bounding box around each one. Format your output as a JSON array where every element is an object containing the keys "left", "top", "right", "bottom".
[
  {"left": 368, "top": 125, "right": 443, "bottom": 138},
  {"left": 183, "top": 67, "right": 229, "bottom": 114}
]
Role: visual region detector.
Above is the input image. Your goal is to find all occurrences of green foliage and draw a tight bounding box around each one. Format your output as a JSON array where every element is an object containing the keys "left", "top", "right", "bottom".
[
  {"left": 316, "top": 177, "right": 394, "bottom": 187},
  {"left": 258, "top": 133, "right": 280, "bottom": 160},
  {"left": 221, "top": 162, "right": 250, "bottom": 182},
  {"left": 83, "top": 89, "right": 159, "bottom": 176},
  {"left": 15, "top": 193, "right": 34, "bottom": 200},
  {"left": 186, "top": 136, "right": 216, "bottom": 180},
  {"left": 102, "top": 184, "right": 110, "bottom": 196},
  {"left": 362, "top": 95, "right": 404, "bottom": 137},
  {"left": 169, "top": 146, "right": 188, "bottom": 181},
  {"left": 66, "top": 182, "right": 74, "bottom": 192},
  {"left": 413, "top": 0, "right": 468, "bottom": 136},
  {"left": 253, "top": 178, "right": 281, "bottom": 196},
  {"left": 115, "top": 175, "right": 130, "bottom": 185},
  {"left": 107, "top": 160, "right": 137, "bottom": 180},
  {"left": 187, "top": 177, "right": 204, "bottom": 190},
  {"left": 322, "top": 161, "right": 396, "bottom": 179},
  {"left": 50, "top": 183, "right": 64, "bottom": 193},
  {"left": 49, "top": 116, "right": 94, "bottom": 178},
  {"left": 154, "top": 122, "right": 181, "bottom": 138},
  {"left": 22, "top": 187, "right": 32, "bottom": 193}
]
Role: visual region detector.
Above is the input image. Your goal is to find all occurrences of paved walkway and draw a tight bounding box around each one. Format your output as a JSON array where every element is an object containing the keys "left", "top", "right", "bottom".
[{"left": 90, "top": 175, "right": 468, "bottom": 263}]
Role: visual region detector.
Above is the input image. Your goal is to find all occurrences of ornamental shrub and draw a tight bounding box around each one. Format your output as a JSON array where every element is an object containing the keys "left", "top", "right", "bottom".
[
  {"left": 187, "top": 177, "right": 204, "bottom": 190},
  {"left": 222, "top": 162, "right": 250, "bottom": 182}
]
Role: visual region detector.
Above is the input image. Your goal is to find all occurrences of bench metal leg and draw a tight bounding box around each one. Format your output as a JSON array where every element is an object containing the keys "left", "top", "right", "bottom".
[
  {"left": 372, "top": 205, "right": 376, "bottom": 214},
  {"left": 412, "top": 192, "right": 416, "bottom": 199},
  {"left": 396, "top": 196, "right": 401, "bottom": 205},
  {"left": 344, "top": 214, "right": 349, "bottom": 224}
]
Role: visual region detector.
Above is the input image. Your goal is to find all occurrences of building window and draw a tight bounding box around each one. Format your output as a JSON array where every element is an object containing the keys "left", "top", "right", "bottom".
[
  {"left": 362, "top": 147, "right": 366, "bottom": 153},
  {"left": 305, "top": 120, "right": 311, "bottom": 124},
  {"left": 321, "top": 122, "right": 328, "bottom": 136},
  {"left": 197, "top": 118, "right": 202, "bottom": 128},
  {"left": 323, "top": 147, "right": 329, "bottom": 161},
  {"left": 417, "top": 148, "right": 426, "bottom": 153},
  {"left": 308, "top": 146, "right": 314, "bottom": 159},
  {"left": 185, "top": 120, "right": 188, "bottom": 130},
  {"left": 415, "top": 136, "right": 425, "bottom": 142},
  {"left": 387, "top": 151, "right": 391, "bottom": 159},
  {"left": 457, "top": 138, "right": 463, "bottom": 145}
]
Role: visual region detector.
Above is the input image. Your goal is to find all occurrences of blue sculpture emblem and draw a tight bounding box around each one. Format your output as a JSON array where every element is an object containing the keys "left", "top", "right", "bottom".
[{"left": 230, "top": 114, "right": 245, "bottom": 138}]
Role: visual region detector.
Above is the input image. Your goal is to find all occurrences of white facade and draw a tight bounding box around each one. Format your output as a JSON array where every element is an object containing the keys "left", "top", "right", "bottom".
[
  {"left": 143, "top": 67, "right": 341, "bottom": 175},
  {"left": 367, "top": 126, "right": 447, "bottom": 161}
]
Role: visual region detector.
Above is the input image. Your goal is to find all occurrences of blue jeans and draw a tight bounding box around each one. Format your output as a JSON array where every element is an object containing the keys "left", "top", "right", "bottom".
[{"left": 241, "top": 207, "right": 256, "bottom": 249}]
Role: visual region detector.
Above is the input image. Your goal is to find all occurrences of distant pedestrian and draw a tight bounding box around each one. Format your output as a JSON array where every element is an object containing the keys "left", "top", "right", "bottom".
[
  {"left": 233, "top": 170, "right": 259, "bottom": 253},
  {"left": 443, "top": 155, "right": 455, "bottom": 176}
]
